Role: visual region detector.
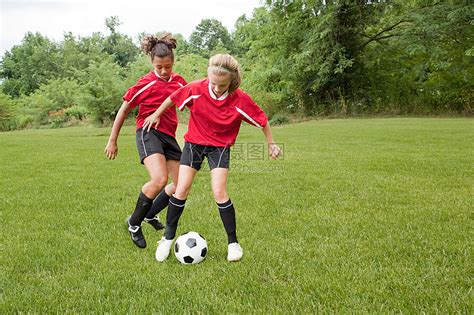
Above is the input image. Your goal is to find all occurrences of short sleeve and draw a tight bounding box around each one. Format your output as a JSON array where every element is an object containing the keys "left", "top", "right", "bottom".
[
  {"left": 177, "top": 75, "right": 188, "bottom": 87},
  {"left": 170, "top": 83, "right": 199, "bottom": 111},
  {"left": 123, "top": 75, "right": 155, "bottom": 108},
  {"left": 236, "top": 90, "right": 268, "bottom": 128}
]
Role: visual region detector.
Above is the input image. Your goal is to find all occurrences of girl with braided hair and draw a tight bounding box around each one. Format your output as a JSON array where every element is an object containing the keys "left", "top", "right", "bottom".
[
  {"left": 105, "top": 33, "right": 187, "bottom": 249},
  {"left": 143, "top": 54, "right": 282, "bottom": 262}
]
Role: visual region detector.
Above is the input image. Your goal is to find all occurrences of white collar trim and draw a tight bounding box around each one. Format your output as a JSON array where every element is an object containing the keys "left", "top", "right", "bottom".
[
  {"left": 208, "top": 82, "right": 229, "bottom": 101},
  {"left": 154, "top": 70, "right": 173, "bottom": 82}
]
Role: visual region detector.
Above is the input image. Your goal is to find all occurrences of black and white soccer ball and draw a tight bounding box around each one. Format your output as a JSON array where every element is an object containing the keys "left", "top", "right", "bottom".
[{"left": 174, "top": 231, "right": 208, "bottom": 264}]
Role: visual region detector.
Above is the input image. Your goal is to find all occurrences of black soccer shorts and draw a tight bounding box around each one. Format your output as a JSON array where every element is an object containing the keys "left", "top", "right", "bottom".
[
  {"left": 180, "top": 141, "right": 230, "bottom": 171},
  {"left": 136, "top": 128, "right": 182, "bottom": 164}
]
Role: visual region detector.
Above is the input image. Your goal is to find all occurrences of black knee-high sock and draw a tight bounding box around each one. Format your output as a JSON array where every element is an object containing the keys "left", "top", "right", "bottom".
[
  {"left": 218, "top": 199, "right": 237, "bottom": 244},
  {"left": 145, "top": 189, "right": 170, "bottom": 219},
  {"left": 129, "top": 192, "right": 153, "bottom": 226},
  {"left": 164, "top": 196, "right": 186, "bottom": 240}
]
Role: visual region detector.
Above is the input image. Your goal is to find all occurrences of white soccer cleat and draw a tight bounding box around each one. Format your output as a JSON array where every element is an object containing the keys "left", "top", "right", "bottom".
[
  {"left": 155, "top": 237, "right": 173, "bottom": 262},
  {"left": 227, "top": 242, "right": 243, "bottom": 262}
]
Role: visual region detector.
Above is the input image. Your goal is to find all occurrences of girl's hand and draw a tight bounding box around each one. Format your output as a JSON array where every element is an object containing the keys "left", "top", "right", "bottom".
[
  {"left": 268, "top": 143, "right": 282, "bottom": 160},
  {"left": 143, "top": 112, "right": 160, "bottom": 132},
  {"left": 105, "top": 140, "right": 118, "bottom": 160}
]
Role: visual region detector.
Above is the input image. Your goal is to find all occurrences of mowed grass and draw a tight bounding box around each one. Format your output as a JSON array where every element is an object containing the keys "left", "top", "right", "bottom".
[{"left": 1, "top": 118, "right": 472, "bottom": 313}]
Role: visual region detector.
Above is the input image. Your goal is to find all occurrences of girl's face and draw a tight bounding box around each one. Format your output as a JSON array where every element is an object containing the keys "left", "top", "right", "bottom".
[
  {"left": 208, "top": 70, "right": 231, "bottom": 98},
  {"left": 152, "top": 56, "right": 173, "bottom": 81}
]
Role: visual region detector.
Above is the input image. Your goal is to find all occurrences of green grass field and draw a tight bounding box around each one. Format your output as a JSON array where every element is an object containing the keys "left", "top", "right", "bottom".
[{"left": 1, "top": 118, "right": 472, "bottom": 313}]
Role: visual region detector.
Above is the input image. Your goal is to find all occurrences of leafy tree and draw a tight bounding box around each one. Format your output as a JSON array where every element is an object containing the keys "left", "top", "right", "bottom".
[
  {"left": 189, "top": 19, "right": 234, "bottom": 57},
  {"left": 359, "top": 1, "right": 473, "bottom": 114},
  {"left": 174, "top": 33, "right": 192, "bottom": 57},
  {"left": 238, "top": 0, "right": 473, "bottom": 115},
  {"left": 77, "top": 58, "right": 127, "bottom": 124},
  {"left": 174, "top": 54, "right": 208, "bottom": 82},
  {"left": 102, "top": 16, "right": 139, "bottom": 67},
  {"left": 59, "top": 32, "right": 111, "bottom": 78},
  {"left": 1, "top": 32, "right": 61, "bottom": 97},
  {"left": 232, "top": 14, "right": 250, "bottom": 57},
  {"left": 124, "top": 54, "right": 153, "bottom": 88},
  {"left": 259, "top": 0, "right": 383, "bottom": 114},
  {"left": 408, "top": 3, "right": 473, "bottom": 113},
  {"left": 36, "top": 78, "right": 85, "bottom": 111}
]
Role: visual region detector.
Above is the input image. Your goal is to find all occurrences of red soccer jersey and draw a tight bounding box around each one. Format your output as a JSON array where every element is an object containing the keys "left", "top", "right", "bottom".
[
  {"left": 123, "top": 71, "right": 187, "bottom": 137},
  {"left": 170, "top": 78, "right": 268, "bottom": 147}
]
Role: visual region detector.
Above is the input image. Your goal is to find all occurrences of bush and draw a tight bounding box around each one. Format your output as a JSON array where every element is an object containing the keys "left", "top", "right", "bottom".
[
  {"left": 17, "top": 114, "right": 34, "bottom": 129},
  {"left": 77, "top": 58, "right": 127, "bottom": 124},
  {"left": 65, "top": 105, "right": 89, "bottom": 120},
  {"left": 269, "top": 113, "right": 289, "bottom": 125},
  {"left": 37, "top": 78, "right": 85, "bottom": 110},
  {"left": 0, "top": 93, "right": 19, "bottom": 131},
  {"left": 15, "top": 92, "right": 54, "bottom": 126}
]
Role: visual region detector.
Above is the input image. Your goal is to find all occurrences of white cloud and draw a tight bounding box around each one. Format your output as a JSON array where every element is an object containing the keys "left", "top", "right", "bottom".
[{"left": 1, "top": 0, "right": 262, "bottom": 56}]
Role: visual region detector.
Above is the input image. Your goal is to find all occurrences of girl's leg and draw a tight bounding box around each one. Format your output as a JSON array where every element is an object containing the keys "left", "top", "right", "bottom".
[
  {"left": 211, "top": 168, "right": 235, "bottom": 242},
  {"left": 128, "top": 153, "right": 168, "bottom": 248},
  {"left": 142, "top": 153, "right": 169, "bottom": 197},
  {"left": 155, "top": 165, "right": 197, "bottom": 262},
  {"left": 166, "top": 159, "right": 180, "bottom": 194},
  {"left": 165, "top": 164, "right": 197, "bottom": 239},
  {"left": 211, "top": 167, "right": 243, "bottom": 261},
  {"left": 144, "top": 159, "right": 180, "bottom": 227}
]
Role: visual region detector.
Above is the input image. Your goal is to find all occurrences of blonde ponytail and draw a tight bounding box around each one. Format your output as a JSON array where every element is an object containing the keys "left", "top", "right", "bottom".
[{"left": 208, "top": 54, "right": 242, "bottom": 94}]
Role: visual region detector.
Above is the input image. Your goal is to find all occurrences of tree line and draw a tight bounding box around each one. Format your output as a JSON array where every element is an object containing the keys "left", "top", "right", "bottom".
[{"left": 0, "top": 0, "right": 472, "bottom": 131}]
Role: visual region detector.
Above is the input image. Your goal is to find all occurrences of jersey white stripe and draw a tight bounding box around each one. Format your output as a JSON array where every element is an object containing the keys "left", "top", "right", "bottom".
[
  {"left": 235, "top": 106, "right": 262, "bottom": 128},
  {"left": 178, "top": 95, "right": 201, "bottom": 110},
  {"left": 129, "top": 80, "right": 156, "bottom": 104}
]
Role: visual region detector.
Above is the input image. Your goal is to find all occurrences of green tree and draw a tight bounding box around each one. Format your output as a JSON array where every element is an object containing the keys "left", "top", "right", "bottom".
[
  {"left": 1, "top": 32, "right": 61, "bottom": 97},
  {"left": 174, "top": 33, "right": 192, "bottom": 57},
  {"left": 124, "top": 54, "right": 153, "bottom": 88},
  {"left": 408, "top": 2, "right": 473, "bottom": 113},
  {"left": 102, "top": 16, "right": 139, "bottom": 67},
  {"left": 77, "top": 58, "right": 127, "bottom": 124},
  {"left": 59, "top": 32, "right": 111, "bottom": 78},
  {"left": 174, "top": 54, "right": 208, "bottom": 82},
  {"left": 358, "top": 1, "right": 473, "bottom": 114},
  {"left": 189, "top": 19, "right": 234, "bottom": 58}
]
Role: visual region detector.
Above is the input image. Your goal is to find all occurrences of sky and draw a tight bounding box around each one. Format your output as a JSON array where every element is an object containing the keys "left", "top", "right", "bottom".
[{"left": 0, "top": 0, "right": 263, "bottom": 57}]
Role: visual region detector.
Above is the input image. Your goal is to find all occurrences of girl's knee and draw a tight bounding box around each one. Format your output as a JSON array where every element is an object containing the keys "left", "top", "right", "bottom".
[
  {"left": 151, "top": 177, "right": 168, "bottom": 188},
  {"left": 174, "top": 185, "right": 191, "bottom": 200},
  {"left": 146, "top": 177, "right": 167, "bottom": 194},
  {"left": 164, "top": 183, "right": 176, "bottom": 196},
  {"left": 212, "top": 188, "right": 228, "bottom": 203}
]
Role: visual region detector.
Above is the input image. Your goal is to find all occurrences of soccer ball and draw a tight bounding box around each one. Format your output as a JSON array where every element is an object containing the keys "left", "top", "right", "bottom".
[{"left": 174, "top": 231, "right": 208, "bottom": 264}]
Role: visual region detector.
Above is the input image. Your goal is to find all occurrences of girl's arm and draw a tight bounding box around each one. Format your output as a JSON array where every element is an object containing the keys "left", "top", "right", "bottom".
[
  {"left": 142, "top": 96, "right": 176, "bottom": 132},
  {"left": 262, "top": 123, "right": 283, "bottom": 160},
  {"left": 104, "top": 101, "right": 132, "bottom": 160}
]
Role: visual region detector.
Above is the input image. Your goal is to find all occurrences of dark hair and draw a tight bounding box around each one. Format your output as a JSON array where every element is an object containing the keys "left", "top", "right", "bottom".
[{"left": 140, "top": 32, "right": 177, "bottom": 61}]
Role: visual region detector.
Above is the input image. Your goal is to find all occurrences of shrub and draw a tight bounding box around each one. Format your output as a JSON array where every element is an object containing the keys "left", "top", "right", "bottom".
[
  {"left": 65, "top": 105, "right": 89, "bottom": 120},
  {"left": 269, "top": 113, "right": 289, "bottom": 125}
]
